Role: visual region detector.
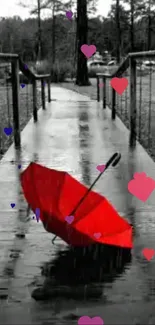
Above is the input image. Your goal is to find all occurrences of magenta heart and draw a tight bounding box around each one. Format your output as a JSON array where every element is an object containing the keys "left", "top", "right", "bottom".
[
  {"left": 96, "top": 164, "right": 105, "bottom": 173},
  {"left": 65, "top": 215, "right": 74, "bottom": 224},
  {"left": 93, "top": 232, "right": 101, "bottom": 239},
  {"left": 78, "top": 316, "right": 104, "bottom": 325},
  {"left": 80, "top": 44, "right": 96, "bottom": 59},
  {"left": 66, "top": 10, "right": 73, "bottom": 19}
]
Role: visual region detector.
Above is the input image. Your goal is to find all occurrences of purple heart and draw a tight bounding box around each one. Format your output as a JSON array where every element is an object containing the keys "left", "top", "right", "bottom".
[
  {"left": 10, "top": 203, "right": 15, "bottom": 208},
  {"left": 93, "top": 232, "right": 101, "bottom": 239},
  {"left": 34, "top": 208, "right": 40, "bottom": 222},
  {"left": 21, "top": 83, "right": 25, "bottom": 88},
  {"left": 78, "top": 316, "right": 104, "bottom": 325},
  {"left": 4, "top": 127, "right": 12, "bottom": 136},
  {"left": 24, "top": 64, "right": 28, "bottom": 70},
  {"left": 66, "top": 10, "right": 73, "bottom": 19},
  {"left": 65, "top": 215, "right": 74, "bottom": 224}
]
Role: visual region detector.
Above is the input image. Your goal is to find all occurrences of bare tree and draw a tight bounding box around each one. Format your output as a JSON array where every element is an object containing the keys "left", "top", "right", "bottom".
[
  {"left": 37, "top": 0, "right": 42, "bottom": 61},
  {"left": 116, "top": 0, "right": 121, "bottom": 63},
  {"left": 76, "top": 0, "right": 90, "bottom": 85},
  {"left": 18, "top": 0, "right": 65, "bottom": 65}
]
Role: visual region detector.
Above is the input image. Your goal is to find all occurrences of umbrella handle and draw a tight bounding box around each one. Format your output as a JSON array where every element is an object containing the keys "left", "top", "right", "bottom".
[
  {"left": 112, "top": 153, "right": 121, "bottom": 166},
  {"left": 70, "top": 152, "right": 121, "bottom": 216},
  {"left": 104, "top": 152, "right": 121, "bottom": 171}
]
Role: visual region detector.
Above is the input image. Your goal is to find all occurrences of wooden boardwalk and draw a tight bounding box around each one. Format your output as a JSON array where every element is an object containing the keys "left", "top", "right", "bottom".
[{"left": 0, "top": 85, "right": 155, "bottom": 324}]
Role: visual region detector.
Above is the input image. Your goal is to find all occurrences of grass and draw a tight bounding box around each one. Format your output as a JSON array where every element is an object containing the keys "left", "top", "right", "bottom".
[
  {"left": 60, "top": 73, "right": 155, "bottom": 161},
  {"left": 0, "top": 82, "right": 42, "bottom": 157}
]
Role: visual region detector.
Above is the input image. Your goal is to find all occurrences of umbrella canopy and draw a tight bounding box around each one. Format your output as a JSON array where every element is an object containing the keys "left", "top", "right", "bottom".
[{"left": 21, "top": 162, "right": 132, "bottom": 249}]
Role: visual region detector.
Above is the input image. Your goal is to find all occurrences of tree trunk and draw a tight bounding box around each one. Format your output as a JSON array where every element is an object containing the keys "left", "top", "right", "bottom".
[
  {"left": 37, "top": 0, "right": 42, "bottom": 61},
  {"left": 116, "top": 0, "right": 121, "bottom": 64},
  {"left": 147, "top": 0, "right": 151, "bottom": 50},
  {"left": 130, "top": 0, "right": 134, "bottom": 52},
  {"left": 75, "top": 0, "right": 90, "bottom": 86},
  {"left": 52, "top": 3, "right": 55, "bottom": 66}
]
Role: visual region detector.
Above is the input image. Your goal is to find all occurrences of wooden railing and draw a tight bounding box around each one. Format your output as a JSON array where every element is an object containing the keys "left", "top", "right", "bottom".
[
  {"left": 0, "top": 53, "right": 51, "bottom": 150},
  {"left": 96, "top": 51, "right": 155, "bottom": 156}
]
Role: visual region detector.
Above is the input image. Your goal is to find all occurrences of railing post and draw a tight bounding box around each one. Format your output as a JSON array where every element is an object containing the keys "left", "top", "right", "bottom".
[
  {"left": 33, "top": 79, "right": 38, "bottom": 122},
  {"left": 48, "top": 78, "right": 51, "bottom": 102},
  {"left": 111, "top": 88, "right": 116, "bottom": 119},
  {"left": 97, "top": 76, "right": 100, "bottom": 102},
  {"left": 41, "top": 79, "right": 45, "bottom": 110},
  {"left": 129, "top": 57, "right": 137, "bottom": 147},
  {"left": 102, "top": 77, "right": 106, "bottom": 109},
  {"left": 11, "top": 59, "right": 21, "bottom": 148}
]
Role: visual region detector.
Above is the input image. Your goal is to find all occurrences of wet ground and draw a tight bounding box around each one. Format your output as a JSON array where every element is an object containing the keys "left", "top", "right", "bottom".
[{"left": 0, "top": 85, "right": 155, "bottom": 324}]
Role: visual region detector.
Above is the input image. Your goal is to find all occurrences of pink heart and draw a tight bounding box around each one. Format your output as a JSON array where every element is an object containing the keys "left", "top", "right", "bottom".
[
  {"left": 65, "top": 215, "right": 74, "bottom": 224},
  {"left": 80, "top": 44, "right": 96, "bottom": 59},
  {"left": 96, "top": 164, "right": 105, "bottom": 173},
  {"left": 78, "top": 316, "right": 104, "bottom": 325},
  {"left": 99, "top": 83, "right": 104, "bottom": 88},
  {"left": 128, "top": 172, "right": 155, "bottom": 202},
  {"left": 93, "top": 232, "right": 101, "bottom": 239},
  {"left": 142, "top": 248, "right": 155, "bottom": 261},
  {"left": 110, "top": 77, "right": 128, "bottom": 95}
]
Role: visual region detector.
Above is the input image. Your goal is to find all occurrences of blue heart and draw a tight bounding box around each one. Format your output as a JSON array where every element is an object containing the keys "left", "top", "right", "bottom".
[
  {"left": 33, "top": 208, "right": 40, "bottom": 222},
  {"left": 4, "top": 127, "right": 12, "bottom": 136},
  {"left": 21, "top": 83, "right": 25, "bottom": 88},
  {"left": 18, "top": 164, "right": 21, "bottom": 169},
  {"left": 11, "top": 203, "right": 15, "bottom": 208}
]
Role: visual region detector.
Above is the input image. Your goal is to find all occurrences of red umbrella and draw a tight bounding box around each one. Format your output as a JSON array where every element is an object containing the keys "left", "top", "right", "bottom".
[{"left": 21, "top": 153, "right": 133, "bottom": 249}]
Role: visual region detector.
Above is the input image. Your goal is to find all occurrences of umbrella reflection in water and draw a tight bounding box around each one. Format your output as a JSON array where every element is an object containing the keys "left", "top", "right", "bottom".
[{"left": 32, "top": 243, "right": 132, "bottom": 301}]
